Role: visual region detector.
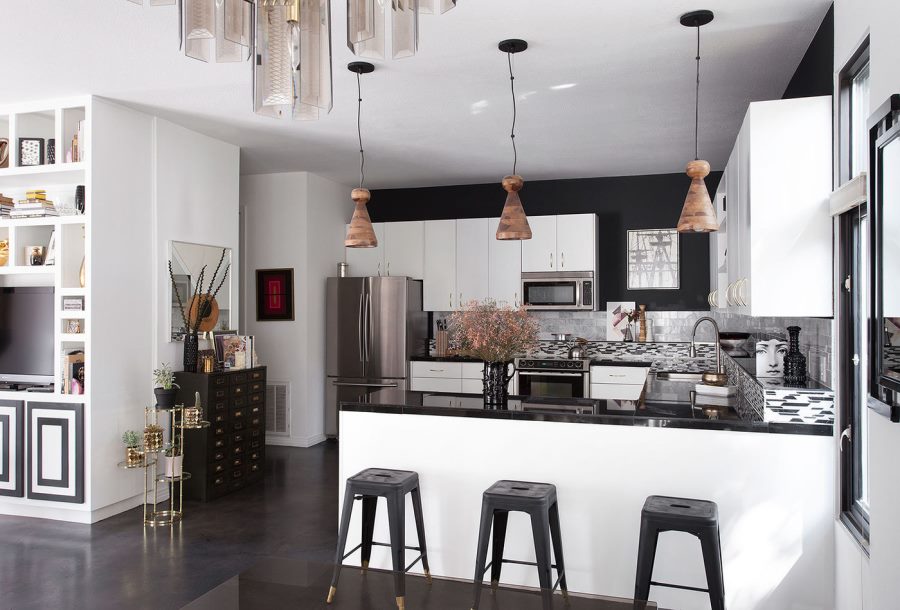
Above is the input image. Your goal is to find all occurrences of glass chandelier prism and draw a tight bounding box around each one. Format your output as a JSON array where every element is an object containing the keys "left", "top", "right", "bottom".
[{"left": 347, "top": 0, "right": 455, "bottom": 60}]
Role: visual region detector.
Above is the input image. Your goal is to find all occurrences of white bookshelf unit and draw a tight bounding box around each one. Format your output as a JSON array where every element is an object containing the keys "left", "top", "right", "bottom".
[{"left": 0, "top": 96, "right": 152, "bottom": 522}]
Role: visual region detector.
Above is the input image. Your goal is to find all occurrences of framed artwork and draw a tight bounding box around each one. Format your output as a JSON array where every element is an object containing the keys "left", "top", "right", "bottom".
[
  {"left": 213, "top": 330, "right": 238, "bottom": 365},
  {"left": 627, "top": 229, "right": 680, "bottom": 290},
  {"left": 0, "top": 401, "right": 24, "bottom": 498},
  {"left": 606, "top": 301, "right": 635, "bottom": 341},
  {"left": 26, "top": 402, "right": 84, "bottom": 504},
  {"left": 256, "top": 268, "right": 294, "bottom": 321},
  {"left": 17, "top": 137, "right": 45, "bottom": 167}
]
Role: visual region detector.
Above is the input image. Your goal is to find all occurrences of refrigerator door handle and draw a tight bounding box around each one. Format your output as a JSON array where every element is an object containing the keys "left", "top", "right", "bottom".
[
  {"left": 332, "top": 382, "right": 399, "bottom": 388},
  {"left": 364, "top": 291, "right": 372, "bottom": 362},
  {"left": 358, "top": 292, "right": 364, "bottom": 363}
]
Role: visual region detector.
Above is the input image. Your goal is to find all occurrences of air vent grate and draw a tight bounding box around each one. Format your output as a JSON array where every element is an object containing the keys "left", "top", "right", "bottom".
[{"left": 266, "top": 382, "right": 289, "bottom": 436}]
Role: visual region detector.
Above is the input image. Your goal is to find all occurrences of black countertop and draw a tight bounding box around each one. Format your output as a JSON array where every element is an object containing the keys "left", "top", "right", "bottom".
[{"left": 341, "top": 376, "right": 831, "bottom": 436}]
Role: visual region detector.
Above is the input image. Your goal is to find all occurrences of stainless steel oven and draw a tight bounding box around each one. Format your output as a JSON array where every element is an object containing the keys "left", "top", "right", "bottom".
[
  {"left": 521, "top": 271, "right": 595, "bottom": 311},
  {"left": 515, "top": 358, "right": 590, "bottom": 399}
]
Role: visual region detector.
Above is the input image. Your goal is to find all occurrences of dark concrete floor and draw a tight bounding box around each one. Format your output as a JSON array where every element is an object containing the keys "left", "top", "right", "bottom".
[{"left": 0, "top": 443, "right": 339, "bottom": 610}]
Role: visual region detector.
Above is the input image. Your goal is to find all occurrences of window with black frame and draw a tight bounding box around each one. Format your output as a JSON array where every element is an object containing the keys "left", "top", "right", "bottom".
[{"left": 837, "top": 42, "right": 871, "bottom": 547}]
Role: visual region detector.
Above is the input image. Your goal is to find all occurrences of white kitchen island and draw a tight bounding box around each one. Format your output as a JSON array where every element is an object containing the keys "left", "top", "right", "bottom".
[{"left": 338, "top": 388, "right": 834, "bottom": 610}]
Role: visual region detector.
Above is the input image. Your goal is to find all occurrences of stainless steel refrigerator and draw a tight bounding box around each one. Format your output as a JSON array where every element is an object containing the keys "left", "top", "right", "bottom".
[{"left": 325, "top": 276, "right": 426, "bottom": 438}]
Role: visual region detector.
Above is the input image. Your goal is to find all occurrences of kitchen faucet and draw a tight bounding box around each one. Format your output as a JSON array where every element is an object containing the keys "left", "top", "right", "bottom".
[{"left": 690, "top": 316, "right": 728, "bottom": 385}]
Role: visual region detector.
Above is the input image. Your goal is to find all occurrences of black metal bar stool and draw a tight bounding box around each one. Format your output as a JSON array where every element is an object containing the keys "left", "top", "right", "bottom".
[
  {"left": 634, "top": 495, "right": 725, "bottom": 610},
  {"left": 327, "top": 468, "right": 430, "bottom": 610},
  {"left": 471, "top": 480, "right": 567, "bottom": 610}
]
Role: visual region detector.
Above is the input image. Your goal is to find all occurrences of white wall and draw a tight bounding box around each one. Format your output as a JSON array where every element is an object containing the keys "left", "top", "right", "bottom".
[
  {"left": 152, "top": 119, "right": 240, "bottom": 370},
  {"left": 834, "top": 1, "right": 900, "bottom": 608},
  {"left": 241, "top": 172, "right": 350, "bottom": 447}
]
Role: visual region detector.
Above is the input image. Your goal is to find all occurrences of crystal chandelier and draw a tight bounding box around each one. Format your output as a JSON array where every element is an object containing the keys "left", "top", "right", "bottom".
[
  {"left": 347, "top": 0, "right": 456, "bottom": 60},
  {"left": 124, "top": 0, "right": 333, "bottom": 120}
]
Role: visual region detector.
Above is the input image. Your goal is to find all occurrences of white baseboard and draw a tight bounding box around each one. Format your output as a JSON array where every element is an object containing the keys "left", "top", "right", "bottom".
[
  {"left": 89, "top": 492, "right": 148, "bottom": 523},
  {"left": 267, "top": 433, "right": 327, "bottom": 448},
  {"left": 0, "top": 492, "right": 157, "bottom": 524}
]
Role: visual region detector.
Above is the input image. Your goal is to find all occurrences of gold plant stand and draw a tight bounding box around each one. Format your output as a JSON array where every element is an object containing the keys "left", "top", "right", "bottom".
[{"left": 118, "top": 405, "right": 209, "bottom": 527}]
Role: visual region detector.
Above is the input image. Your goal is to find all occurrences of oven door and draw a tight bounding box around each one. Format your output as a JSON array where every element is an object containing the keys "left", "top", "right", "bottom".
[
  {"left": 517, "top": 371, "right": 588, "bottom": 399},
  {"left": 521, "top": 280, "right": 580, "bottom": 310}
]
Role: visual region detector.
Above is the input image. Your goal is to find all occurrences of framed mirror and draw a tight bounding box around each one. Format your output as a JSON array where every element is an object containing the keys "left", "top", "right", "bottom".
[
  {"left": 168, "top": 241, "right": 233, "bottom": 342},
  {"left": 868, "top": 94, "right": 900, "bottom": 419}
]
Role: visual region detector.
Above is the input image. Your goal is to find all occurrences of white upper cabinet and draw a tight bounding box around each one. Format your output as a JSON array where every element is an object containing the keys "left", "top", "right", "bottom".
[
  {"left": 522, "top": 215, "right": 558, "bottom": 272},
  {"left": 716, "top": 96, "right": 833, "bottom": 317},
  {"left": 384, "top": 221, "right": 424, "bottom": 279},
  {"left": 345, "top": 222, "right": 385, "bottom": 277},
  {"left": 423, "top": 220, "right": 457, "bottom": 311},
  {"left": 556, "top": 213, "right": 596, "bottom": 272},
  {"left": 489, "top": 217, "right": 522, "bottom": 307},
  {"left": 455, "top": 218, "right": 491, "bottom": 306}
]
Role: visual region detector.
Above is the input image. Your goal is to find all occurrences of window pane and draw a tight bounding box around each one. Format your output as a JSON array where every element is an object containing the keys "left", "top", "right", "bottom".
[{"left": 851, "top": 62, "right": 871, "bottom": 177}]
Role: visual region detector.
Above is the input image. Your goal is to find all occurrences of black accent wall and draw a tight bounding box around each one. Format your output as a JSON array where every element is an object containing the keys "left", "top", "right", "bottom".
[
  {"left": 370, "top": 172, "right": 722, "bottom": 311},
  {"left": 782, "top": 4, "right": 834, "bottom": 100}
]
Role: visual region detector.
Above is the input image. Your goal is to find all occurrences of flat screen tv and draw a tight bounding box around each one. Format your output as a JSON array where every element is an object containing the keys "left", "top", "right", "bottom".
[{"left": 0, "top": 287, "right": 55, "bottom": 384}]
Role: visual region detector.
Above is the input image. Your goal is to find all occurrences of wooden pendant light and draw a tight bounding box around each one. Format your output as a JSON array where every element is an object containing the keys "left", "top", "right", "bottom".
[
  {"left": 677, "top": 160, "right": 718, "bottom": 232},
  {"left": 345, "top": 61, "right": 378, "bottom": 248},
  {"left": 497, "top": 175, "right": 532, "bottom": 240},
  {"left": 345, "top": 188, "right": 377, "bottom": 247},
  {"left": 677, "top": 10, "right": 718, "bottom": 234}
]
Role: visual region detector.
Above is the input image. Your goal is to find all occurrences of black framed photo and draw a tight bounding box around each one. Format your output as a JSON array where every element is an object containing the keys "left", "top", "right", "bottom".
[
  {"left": 17, "top": 137, "right": 45, "bottom": 166},
  {"left": 256, "top": 268, "right": 294, "bottom": 321},
  {"left": 212, "top": 330, "right": 239, "bottom": 365}
]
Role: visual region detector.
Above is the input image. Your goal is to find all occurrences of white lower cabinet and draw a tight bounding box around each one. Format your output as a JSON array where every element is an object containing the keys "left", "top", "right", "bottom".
[
  {"left": 411, "top": 377, "right": 463, "bottom": 393},
  {"left": 461, "top": 378, "right": 483, "bottom": 394},
  {"left": 411, "top": 360, "right": 517, "bottom": 397},
  {"left": 589, "top": 365, "right": 648, "bottom": 400}
]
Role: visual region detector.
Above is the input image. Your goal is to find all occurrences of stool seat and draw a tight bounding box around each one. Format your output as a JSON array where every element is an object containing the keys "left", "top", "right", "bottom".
[
  {"left": 350, "top": 468, "right": 419, "bottom": 493},
  {"left": 642, "top": 495, "right": 718, "bottom": 525},
  {"left": 484, "top": 480, "right": 557, "bottom": 505}
]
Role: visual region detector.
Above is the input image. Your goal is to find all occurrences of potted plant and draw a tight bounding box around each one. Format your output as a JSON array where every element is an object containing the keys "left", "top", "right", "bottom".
[
  {"left": 163, "top": 445, "right": 183, "bottom": 479},
  {"left": 153, "top": 363, "right": 179, "bottom": 408},
  {"left": 448, "top": 299, "right": 539, "bottom": 407},
  {"left": 122, "top": 430, "right": 142, "bottom": 467},
  {"left": 143, "top": 424, "right": 164, "bottom": 452}
]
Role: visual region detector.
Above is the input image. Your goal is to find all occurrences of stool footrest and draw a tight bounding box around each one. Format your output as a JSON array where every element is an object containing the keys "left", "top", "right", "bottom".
[
  {"left": 650, "top": 580, "right": 710, "bottom": 594},
  {"left": 480, "top": 559, "right": 565, "bottom": 593},
  {"left": 341, "top": 541, "right": 426, "bottom": 575}
]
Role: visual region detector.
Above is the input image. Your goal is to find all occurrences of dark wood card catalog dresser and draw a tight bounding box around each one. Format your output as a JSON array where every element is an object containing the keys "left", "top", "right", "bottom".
[{"left": 175, "top": 367, "right": 267, "bottom": 501}]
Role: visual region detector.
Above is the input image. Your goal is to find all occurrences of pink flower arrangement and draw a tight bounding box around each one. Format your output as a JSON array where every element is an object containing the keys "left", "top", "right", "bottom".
[{"left": 448, "top": 299, "right": 539, "bottom": 363}]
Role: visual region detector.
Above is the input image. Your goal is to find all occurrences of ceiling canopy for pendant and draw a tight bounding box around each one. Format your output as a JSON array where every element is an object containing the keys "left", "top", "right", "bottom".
[
  {"left": 676, "top": 9, "right": 719, "bottom": 234},
  {"left": 496, "top": 38, "right": 532, "bottom": 241},
  {"left": 347, "top": 0, "right": 456, "bottom": 60},
  {"left": 345, "top": 62, "right": 379, "bottom": 249}
]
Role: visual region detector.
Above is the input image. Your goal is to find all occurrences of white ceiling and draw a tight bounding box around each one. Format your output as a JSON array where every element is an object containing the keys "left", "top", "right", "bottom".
[{"left": 2, "top": 0, "right": 830, "bottom": 188}]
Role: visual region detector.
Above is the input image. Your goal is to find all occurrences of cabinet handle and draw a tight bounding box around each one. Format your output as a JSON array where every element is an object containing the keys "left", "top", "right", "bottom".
[
  {"left": 514, "top": 292, "right": 519, "bottom": 308},
  {"left": 450, "top": 292, "right": 453, "bottom": 309},
  {"left": 377, "top": 261, "right": 381, "bottom": 276},
  {"left": 459, "top": 292, "right": 463, "bottom": 307},
  {"left": 386, "top": 261, "right": 390, "bottom": 276},
  {"left": 561, "top": 252, "right": 565, "bottom": 268},
  {"left": 550, "top": 252, "right": 554, "bottom": 269}
]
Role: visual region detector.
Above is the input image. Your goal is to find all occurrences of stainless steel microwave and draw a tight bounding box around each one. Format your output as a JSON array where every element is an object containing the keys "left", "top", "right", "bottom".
[{"left": 521, "top": 271, "right": 595, "bottom": 311}]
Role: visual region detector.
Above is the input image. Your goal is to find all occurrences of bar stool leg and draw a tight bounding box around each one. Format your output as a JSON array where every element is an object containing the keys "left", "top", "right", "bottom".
[
  {"left": 327, "top": 484, "right": 356, "bottom": 604},
  {"left": 410, "top": 486, "right": 432, "bottom": 582},
  {"left": 699, "top": 526, "right": 726, "bottom": 610},
  {"left": 530, "top": 507, "right": 554, "bottom": 610},
  {"left": 471, "top": 501, "right": 495, "bottom": 610},
  {"left": 489, "top": 509, "right": 509, "bottom": 590},
  {"left": 387, "top": 491, "right": 407, "bottom": 610},
  {"left": 633, "top": 519, "right": 659, "bottom": 602},
  {"left": 360, "top": 495, "right": 377, "bottom": 572},
  {"left": 548, "top": 501, "right": 568, "bottom": 600}
]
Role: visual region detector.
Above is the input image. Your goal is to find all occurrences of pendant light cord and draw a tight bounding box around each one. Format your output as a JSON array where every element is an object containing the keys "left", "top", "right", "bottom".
[
  {"left": 507, "top": 52, "right": 518, "bottom": 176},
  {"left": 356, "top": 71, "right": 365, "bottom": 189},
  {"left": 694, "top": 24, "right": 701, "bottom": 161}
]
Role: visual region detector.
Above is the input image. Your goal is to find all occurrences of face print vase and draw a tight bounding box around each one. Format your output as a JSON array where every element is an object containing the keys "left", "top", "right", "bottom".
[{"left": 756, "top": 339, "right": 787, "bottom": 378}]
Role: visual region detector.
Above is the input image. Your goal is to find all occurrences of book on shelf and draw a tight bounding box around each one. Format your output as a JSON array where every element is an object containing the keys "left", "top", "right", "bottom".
[
  {"left": 60, "top": 350, "right": 84, "bottom": 395},
  {"left": 25, "top": 190, "right": 46, "bottom": 200},
  {"left": 9, "top": 210, "right": 59, "bottom": 218},
  {"left": 15, "top": 199, "right": 55, "bottom": 208}
]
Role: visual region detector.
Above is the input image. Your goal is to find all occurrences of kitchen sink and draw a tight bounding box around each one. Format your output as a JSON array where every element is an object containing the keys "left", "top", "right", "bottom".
[{"left": 654, "top": 372, "right": 705, "bottom": 381}]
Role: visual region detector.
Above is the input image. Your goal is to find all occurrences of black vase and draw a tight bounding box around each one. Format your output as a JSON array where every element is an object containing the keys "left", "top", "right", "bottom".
[
  {"left": 783, "top": 326, "right": 807, "bottom": 387},
  {"left": 483, "top": 361, "right": 514, "bottom": 407},
  {"left": 154, "top": 388, "right": 177, "bottom": 409},
  {"left": 75, "top": 185, "right": 85, "bottom": 214},
  {"left": 183, "top": 331, "right": 199, "bottom": 373}
]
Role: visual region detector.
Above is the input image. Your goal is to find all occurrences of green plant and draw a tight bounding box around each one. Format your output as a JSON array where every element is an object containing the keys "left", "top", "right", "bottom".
[
  {"left": 121, "top": 430, "right": 140, "bottom": 448},
  {"left": 152, "top": 363, "right": 179, "bottom": 390},
  {"left": 164, "top": 445, "right": 182, "bottom": 458}
]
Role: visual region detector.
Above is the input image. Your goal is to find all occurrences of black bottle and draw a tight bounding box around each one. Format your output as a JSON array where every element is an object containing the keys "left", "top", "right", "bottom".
[{"left": 783, "top": 326, "right": 807, "bottom": 387}]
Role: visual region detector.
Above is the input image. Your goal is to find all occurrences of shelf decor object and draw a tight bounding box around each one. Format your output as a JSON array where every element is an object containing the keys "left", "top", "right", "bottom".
[
  {"left": 495, "top": 39, "right": 532, "bottom": 241},
  {"left": 676, "top": 10, "right": 719, "bottom": 234},
  {"left": 17, "top": 138, "right": 44, "bottom": 167},
  {"left": 783, "top": 326, "right": 808, "bottom": 387},
  {"left": 348, "top": 0, "right": 455, "bottom": 60},
  {"left": 344, "top": 61, "right": 378, "bottom": 248}
]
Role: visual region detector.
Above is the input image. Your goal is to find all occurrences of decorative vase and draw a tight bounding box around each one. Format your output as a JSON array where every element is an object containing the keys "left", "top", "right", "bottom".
[
  {"left": 75, "top": 185, "right": 85, "bottom": 214},
  {"left": 154, "top": 387, "right": 177, "bottom": 409},
  {"left": 783, "top": 326, "right": 808, "bottom": 387},
  {"left": 164, "top": 455, "right": 183, "bottom": 479},
  {"left": 183, "top": 331, "right": 199, "bottom": 373},
  {"left": 125, "top": 446, "right": 143, "bottom": 467},
  {"left": 623, "top": 323, "right": 634, "bottom": 342},
  {"left": 483, "top": 361, "right": 514, "bottom": 407},
  {"left": 143, "top": 428, "right": 163, "bottom": 452}
]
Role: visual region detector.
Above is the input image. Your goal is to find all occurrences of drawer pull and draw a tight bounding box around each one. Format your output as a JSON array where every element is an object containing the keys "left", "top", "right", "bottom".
[{"left": 214, "top": 476, "right": 225, "bottom": 485}]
